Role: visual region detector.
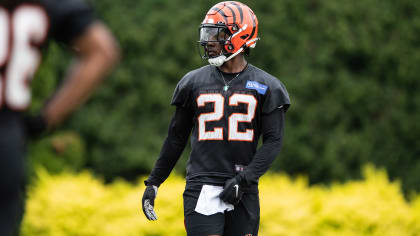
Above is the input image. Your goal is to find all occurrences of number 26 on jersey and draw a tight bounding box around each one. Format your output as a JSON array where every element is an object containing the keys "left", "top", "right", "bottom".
[{"left": 0, "top": 6, "right": 48, "bottom": 109}]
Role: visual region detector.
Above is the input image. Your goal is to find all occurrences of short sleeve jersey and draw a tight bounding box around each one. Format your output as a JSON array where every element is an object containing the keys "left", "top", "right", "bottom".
[
  {"left": 0, "top": 0, "right": 94, "bottom": 111},
  {"left": 171, "top": 64, "right": 290, "bottom": 181}
]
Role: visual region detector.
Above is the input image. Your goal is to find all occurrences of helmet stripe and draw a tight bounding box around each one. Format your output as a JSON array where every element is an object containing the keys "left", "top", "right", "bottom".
[
  {"left": 248, "top": 10, "right": 257, "bottom": 40},
  {"left": 230, "top": 2, "right": 243, "bottom": 24},
  {"left": 226, "top": 5, "right": 237, "bottom": 24},
  {"left": 211, "top": 7, "right": 229, "bottom": 24}
]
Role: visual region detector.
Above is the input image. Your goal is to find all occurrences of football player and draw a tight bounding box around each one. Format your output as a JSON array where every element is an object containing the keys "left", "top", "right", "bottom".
[
  {"left": 0, "top": 0, "right": 119, "bottom": 235},
  {"left": 142, "top": 1, "right": 290, "bottom": 235}
]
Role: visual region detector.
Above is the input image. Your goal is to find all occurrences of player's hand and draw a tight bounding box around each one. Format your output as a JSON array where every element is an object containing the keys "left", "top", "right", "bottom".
[
  {"left": 219, "top": 175, "right": 244, "bottom": 205},
  {"left": 24, "top": 114, "right": 48, "bottom": 138},
  {"left": 142, "top": 185, "right": 158, "bottom": 221}
]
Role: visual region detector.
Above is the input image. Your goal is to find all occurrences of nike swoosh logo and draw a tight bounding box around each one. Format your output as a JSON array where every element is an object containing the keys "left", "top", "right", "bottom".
[{"left": 234, "top": 184, "right": 239, "bottom": 198}]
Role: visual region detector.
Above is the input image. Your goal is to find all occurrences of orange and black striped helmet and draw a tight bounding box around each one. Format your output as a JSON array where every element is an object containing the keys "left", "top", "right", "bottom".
[{"left": 198, "top": 1, "right": 259, "bottom": 66}]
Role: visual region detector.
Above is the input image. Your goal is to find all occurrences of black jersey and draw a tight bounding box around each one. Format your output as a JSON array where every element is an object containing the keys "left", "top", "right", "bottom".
[
  {"left": 0, "top": 0, "right": 94, "bottom": 111},
  {"left": 0, "top": 3, "right": 94, "bottom": 233},
  {"left": 171, "top": 64, "right": 290, "bottom": 182},
  {"left": 0, "top": 2, "right": 94, "bottom": 234}
]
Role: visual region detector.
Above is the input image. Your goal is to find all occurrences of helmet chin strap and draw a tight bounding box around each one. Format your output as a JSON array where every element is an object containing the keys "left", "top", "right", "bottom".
[
  {"left": 208, "top": 55, "right": 226, "bottom": 67},
  {"left": 208, "top": 47, "right": 244, "bottom": 67}
]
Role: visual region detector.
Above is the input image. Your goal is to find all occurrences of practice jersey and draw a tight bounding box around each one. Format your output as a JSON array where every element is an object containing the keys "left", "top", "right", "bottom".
[
  {"left": 0, "top": 0, "right": 94, "bottom": 112},
  {"left": 171, "top": 64, "right": 290, "bottom": 182}
]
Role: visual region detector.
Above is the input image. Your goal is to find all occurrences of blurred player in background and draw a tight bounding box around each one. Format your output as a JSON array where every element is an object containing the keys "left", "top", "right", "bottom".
[
  {"left": 142, "top": 1, "right": 290, "bottom": 235},
  {"left": 0, "top": 0, "right": 119, "bottom": 235}
]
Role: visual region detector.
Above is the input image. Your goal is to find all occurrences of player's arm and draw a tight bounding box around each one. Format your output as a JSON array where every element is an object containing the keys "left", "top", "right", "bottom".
[
  {"left": 241, "top": 106, "right": 285, "bottom": 184},
  {"left": 146, "top": 106, "right": 194, "bottom": 186},
  {"left": 142, "top": 106, "right": 194, "bottom": 220},
  {"left": 42, "top": 22, "right": 119, "bottom": 128},
  {"left": 220, "top": 107, "right": 285, "bottom": 204}
]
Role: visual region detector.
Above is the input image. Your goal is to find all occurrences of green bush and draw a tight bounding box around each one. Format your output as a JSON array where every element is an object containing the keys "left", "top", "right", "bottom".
[
  {"left": 28, "top": 132, "right": 86, "bottom": 177},
  {"left": 22, "top": 166, "right": 420, "bottom": 235},
  {"left": 30, "top": 0, "right": 420, "bottom": 192}
]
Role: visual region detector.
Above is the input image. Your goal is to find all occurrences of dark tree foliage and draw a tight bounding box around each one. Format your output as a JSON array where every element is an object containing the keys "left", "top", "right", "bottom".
[{"left": 30, "top": 0, "right": 420, "bottom": 193}]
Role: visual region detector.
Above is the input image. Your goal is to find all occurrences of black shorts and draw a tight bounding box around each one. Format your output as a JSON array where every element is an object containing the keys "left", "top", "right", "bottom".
[
  {"left": 0, "top": 110, "right": 27, "bottom": 236},
  {"left": 183, "top": 184, "right": 260, "bottom": 236}
]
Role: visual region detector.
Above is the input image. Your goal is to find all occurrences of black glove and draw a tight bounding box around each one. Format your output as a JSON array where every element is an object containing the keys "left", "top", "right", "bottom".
[
  {"left": 219, "top": 175, "right": 244, "bottom": 205},
  {"left": 142, "top": 185, "right": 158, "bottom": 221},
  {"left": 24, "top": 114, "right": 48, "bottom": 138}
]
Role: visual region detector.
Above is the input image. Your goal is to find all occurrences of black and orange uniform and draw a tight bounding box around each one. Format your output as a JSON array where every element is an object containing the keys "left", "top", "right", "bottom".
[
  {"left": 143, "top": 1, "right": 290, "bottom": 235},
  {"left": 0, "top": 0, "right": 94, "bottom": 235},
  {"left": 146, "top": 64, "right": 290, "bottom": 235}
]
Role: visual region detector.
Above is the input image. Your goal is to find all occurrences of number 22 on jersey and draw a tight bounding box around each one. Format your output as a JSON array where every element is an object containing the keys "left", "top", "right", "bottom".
[
  {"left": 0, "top": 6, "right": 48, "bottom": 110},
  {"left": 197, "top": 93, "right": 257, "bottom": 142}
]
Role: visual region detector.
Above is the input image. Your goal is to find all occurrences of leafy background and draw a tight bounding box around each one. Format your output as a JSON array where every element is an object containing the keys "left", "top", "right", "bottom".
[
  {"left": 30, "top": 0, "right": 420, "bottom": 193},
  {"left": 22, "top": 167, "right": 420, "bottom": 235}
]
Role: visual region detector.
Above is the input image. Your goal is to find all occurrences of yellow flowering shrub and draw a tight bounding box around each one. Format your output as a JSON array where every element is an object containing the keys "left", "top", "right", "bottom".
[{"left": 22, "top": 166, "right": 420, "bottom": 236}]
